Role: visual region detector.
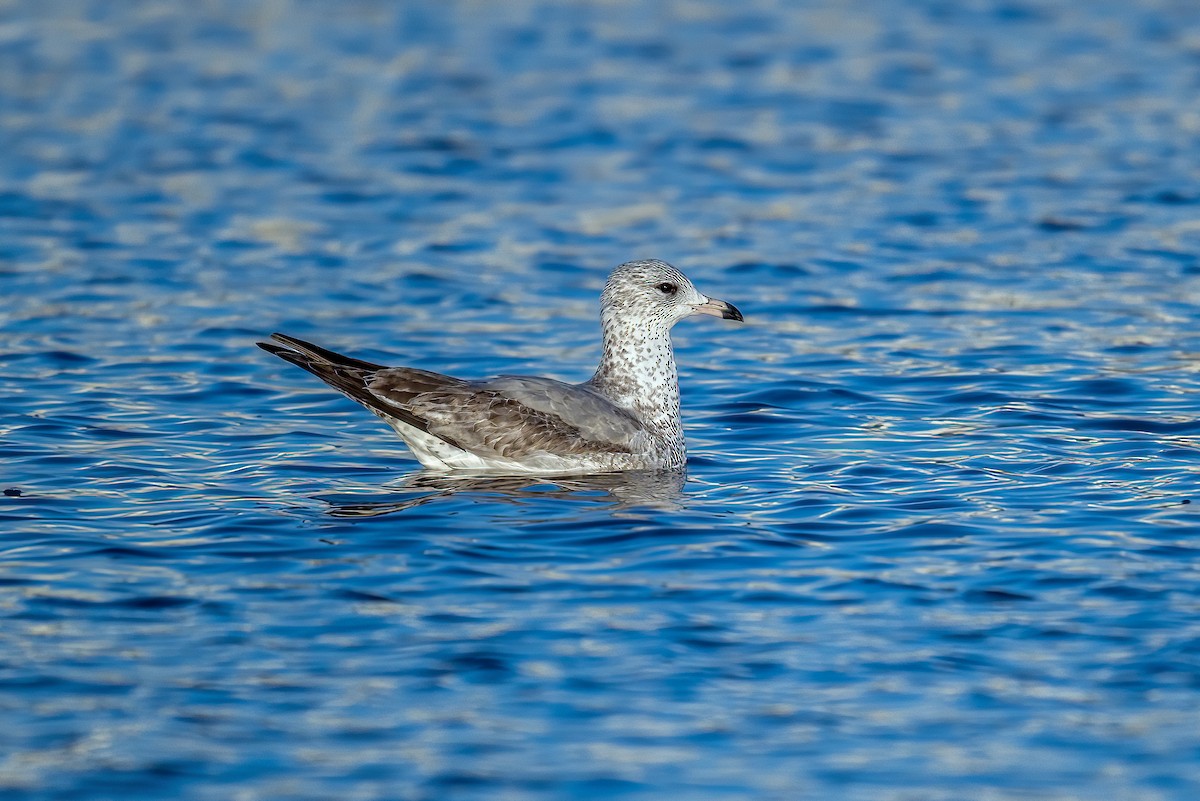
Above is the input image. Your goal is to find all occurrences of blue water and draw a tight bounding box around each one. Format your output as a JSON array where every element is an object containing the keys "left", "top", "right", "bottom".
[{"left": 4, "top": 1, "right": 1200, "bottom": 798}]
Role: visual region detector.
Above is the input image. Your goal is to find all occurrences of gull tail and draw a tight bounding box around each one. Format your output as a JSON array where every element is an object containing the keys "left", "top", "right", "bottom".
[
  {"left": 258, "top": 333, "right": 386, "bottom": 374},
  {"left": 257, "top": 333, "right": 471, "bottom": 455},
  {"left": 257, "top": 333, "right": 407, "bottom": 423}
]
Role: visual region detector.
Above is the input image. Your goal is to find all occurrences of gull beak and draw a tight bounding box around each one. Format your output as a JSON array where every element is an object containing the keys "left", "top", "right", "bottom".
[{"left": 691, "top": 296, "right": 744, "bottom": 322}]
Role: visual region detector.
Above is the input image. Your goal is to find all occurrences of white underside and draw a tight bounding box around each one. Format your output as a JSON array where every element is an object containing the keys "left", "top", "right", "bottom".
[{"left": 382, "top": 416, "right": 650, "bottom": 475}]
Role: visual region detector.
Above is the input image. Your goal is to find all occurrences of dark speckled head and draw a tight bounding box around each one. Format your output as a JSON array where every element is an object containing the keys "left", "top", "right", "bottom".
[
  {"left": 600, "top": 259, "right": 743, "bottom": 331},
  {"left": 588, "top": 259, "right": 741, "bottom": 462}
]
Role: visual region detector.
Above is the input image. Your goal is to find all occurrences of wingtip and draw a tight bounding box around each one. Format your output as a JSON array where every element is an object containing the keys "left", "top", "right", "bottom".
[
  {"left": 255, "top": 333, "right": 389, "bottom": 372},
  {"left": 257, "top": 340, "right": 288, "bottom": 356},
  {"left": 258, "top": 333, "right": 302, "bottom": 355}
]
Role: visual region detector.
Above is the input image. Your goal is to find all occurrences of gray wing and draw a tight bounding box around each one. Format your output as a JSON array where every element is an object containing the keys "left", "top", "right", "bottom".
[
  {"left": 369, "top": 373, "right": 645, "bottom": 459},
  {"left": 480, "top": 376, "right": 643, "bottom": 444},
  {"left": 260, "top": 334, "right": 646, "bottom": 460}
]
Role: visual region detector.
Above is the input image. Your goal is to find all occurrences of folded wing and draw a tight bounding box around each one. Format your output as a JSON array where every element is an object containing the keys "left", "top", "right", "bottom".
[
  {"left": 371, "top": 373, "right": 644, "bottom": 459},
  {"left": 260, "top": 334, "right": 645, "bottom": 461}
]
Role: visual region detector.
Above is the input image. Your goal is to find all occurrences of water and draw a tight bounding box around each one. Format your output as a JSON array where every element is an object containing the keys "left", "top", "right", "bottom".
[{"left": 4, "top": 0, "right": 1200, "bottom": 798}]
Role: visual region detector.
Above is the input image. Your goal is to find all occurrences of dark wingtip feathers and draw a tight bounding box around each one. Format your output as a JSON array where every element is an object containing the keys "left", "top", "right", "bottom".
[
  {"left": 257, "top": 333, "right": 387, "bottom": 372},
  {"left": 257, "top": 339, "right": 310, "bottom": 370},
  {"left": 256, "top": 332, "right": 442, "bottom": 440},
  {"left": 257, "top": 338, "right": 288, "bottom": 357}
]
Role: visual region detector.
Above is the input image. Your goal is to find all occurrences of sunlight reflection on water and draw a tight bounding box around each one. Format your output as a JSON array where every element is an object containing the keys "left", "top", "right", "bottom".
[{"left": 4, "top": 1, "right": 1200, "bottom": 799}]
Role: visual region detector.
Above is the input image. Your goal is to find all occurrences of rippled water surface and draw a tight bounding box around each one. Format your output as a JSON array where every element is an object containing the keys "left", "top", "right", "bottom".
[{"left": 5, "top": 1, "right": 1200, "bottom": 799}]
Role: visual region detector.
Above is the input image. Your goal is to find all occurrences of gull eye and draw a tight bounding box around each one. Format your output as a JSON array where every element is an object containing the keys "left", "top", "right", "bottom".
[{"left": 655, "top": 282, "right": 678, "bottom": 295}]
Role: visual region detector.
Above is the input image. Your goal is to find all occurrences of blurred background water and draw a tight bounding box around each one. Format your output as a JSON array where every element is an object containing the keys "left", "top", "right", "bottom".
[{"left": 4, "top": 0, "right": 1200, "bottom": 799}]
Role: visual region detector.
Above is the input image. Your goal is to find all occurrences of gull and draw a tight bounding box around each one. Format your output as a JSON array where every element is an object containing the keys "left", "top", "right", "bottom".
[{"left": 258, "top": 259, "right": 743, "bottom": 474}]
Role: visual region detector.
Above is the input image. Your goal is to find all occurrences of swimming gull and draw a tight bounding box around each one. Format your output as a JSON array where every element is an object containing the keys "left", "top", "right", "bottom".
[{"left": 257, "top": 259, "right": 743, "bottom": 474}]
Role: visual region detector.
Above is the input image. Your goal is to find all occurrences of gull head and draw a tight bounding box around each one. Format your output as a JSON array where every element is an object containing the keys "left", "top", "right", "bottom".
[{"left": 601, "top": 259, "right": 744, "bottom": 331}]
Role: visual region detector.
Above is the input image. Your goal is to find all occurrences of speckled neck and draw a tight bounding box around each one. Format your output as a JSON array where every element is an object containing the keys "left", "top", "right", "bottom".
[{"left": 587, "top": 311, "right": 684, "bottom": 461}]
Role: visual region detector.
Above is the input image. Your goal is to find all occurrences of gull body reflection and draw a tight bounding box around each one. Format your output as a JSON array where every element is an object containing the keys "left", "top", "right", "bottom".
[{"left": 319, "top": 469, "right": 688, "bottom": 518}]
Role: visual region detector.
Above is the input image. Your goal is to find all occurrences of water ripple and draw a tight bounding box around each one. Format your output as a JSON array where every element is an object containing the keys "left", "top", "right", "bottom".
[{"left": 4, "top": 1, "right": 1200, "bottom": 799}]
